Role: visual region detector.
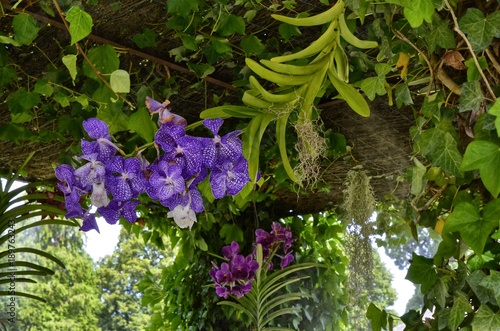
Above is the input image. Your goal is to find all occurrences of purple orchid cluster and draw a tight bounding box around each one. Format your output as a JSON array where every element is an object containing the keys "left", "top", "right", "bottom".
[
  {"left": 210, "top": 222, "right": 294, "bottom": 299},
  {"left": 55, "top": 97, "right": 251, "bottom": 233},
  {"left": 256, "top": 222, "right": 295, "bottom": 270}
]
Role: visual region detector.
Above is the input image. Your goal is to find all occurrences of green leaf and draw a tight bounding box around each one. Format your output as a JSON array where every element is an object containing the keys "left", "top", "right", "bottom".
[
  {"left": 467, "top": 270, "right": 497, "bottom": 304},
  {"left": 180, "top": 34, "right": 197, "bottom": 51},
  {"left": 127, "top": 107, "right": 157, "bottom": 142},
  {"left": 421, "top": 92, "right": 444, "bottom": 121},
  {"left": 479, "top": 270, "right": 500, "bottom": 306},
  {"left": 187, "top": 62, "right": 215, "bottom": 78},
  {"left": 131, "top": 28, "right": 157, "bottom": 49},
  {"left": 465, "top": 56, "right": 488, "bottom": 82},
  {"left": 0, "top": 66, "right": 17, "bottom": 87},
  {"left": 34, "top": 79, "right": 54, "bottom": 96},
  {"left": 6, "top": 88, "right": 41, "bottom": 114},
  {"left": 488, "top": 99, "right": 500, "bottom": 136},
  {"left": 443, "top": 202, "right": 497, "bottom": 254},
  {"left": 219, "top": 224, "right": 244, "bottom": 244},
  {"left": 167, "top": 0, "right": 198, "bottom": 17},
  {"left": 427, "top": 19, "right": 456, "bottom": 53},
  {"left": 62, "top": 54, "right": 78, "bottom": 83},
  {"left": 240, "top": 35, "right": 265, "bottom": 56},
  {"left": 65, "top": 6, "right": 93, "bottom": 45},
  {"left": 448, "top": 291, "right": 472, "bottom": 330},
  {"left": 11, "top": 111, "right": 32, "bottom": 124},
  {"left": 83, "top": 45, "right": 120, "bottom": 80},
  {"left": 403, "top": 0, "right": 434, "bottom": 28},
  {"left": 211, "top": 38, "right": 232, "bottom": 54},
  {"left": 489, "top": 11, "right": 500, "bottom": 38},
  {"left": 216, "top": 13, "right": 245, "bottom": 36},
  {"left": 360, "top": 64, "right": 390, "bottom": 100},
  {"left": 461, "top": 140, "right": 500, "bottom": 197},
  {"left": 395, "top": 84, "right": 413, "bottom": 108},
  {"left": 460, "top": 80, "right": 483, "bottom": 112},
  {"left": 459, "top": 8, "right": 497, "bottom": 51},
  {"left": 110, "top": 69, "right": 130, "bottom": 93},
  {"left": 0, "top": 35, "right": 21, "bottom": 47},
  {"left": 411, "top": 158, "right": 427, "bottom": 196},
  {"left": 366, "top": 303, "right": 387, "bottom": 331},
  {"left": 471, "top": 305, "right": 500, "bottom": 331},
  {"left": 278, "top": 23, "right": 301, "bottom": 41},
  {"left": 12, "top": 13, "right": 40, "bottom": 45},
  {"left": 417, "top": 128, "right": 463, "bottom": 177},
  {"left": 405, "top": 253, "right": 437, "bottom": 292}
]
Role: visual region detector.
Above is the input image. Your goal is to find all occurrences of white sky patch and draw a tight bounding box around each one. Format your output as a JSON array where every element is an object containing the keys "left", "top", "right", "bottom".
[
  {"left": 83, "top": 219, "right": 121, "bottom": 261},
  {"left": 378, "top": 246, "right": 415, "bottom": 316}
]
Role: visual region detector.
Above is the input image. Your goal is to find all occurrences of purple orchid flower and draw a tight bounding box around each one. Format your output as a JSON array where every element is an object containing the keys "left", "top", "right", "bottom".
[{"left": 210, "top": 156, "right": 250, "bottom": 199}]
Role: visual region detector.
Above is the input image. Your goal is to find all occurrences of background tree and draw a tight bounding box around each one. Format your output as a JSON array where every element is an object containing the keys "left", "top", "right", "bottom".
[
  {"left": 96, "top": 226, "right": 174, "bottom": 331},
  {"left": 7, "top": 224, "right": 102, "bottom": 331}
]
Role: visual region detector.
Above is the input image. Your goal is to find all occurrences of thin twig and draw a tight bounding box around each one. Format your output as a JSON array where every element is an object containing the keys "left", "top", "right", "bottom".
[
  {"left": 444, "top": 0, "right": 497, "bottom": 101},
  {"left": 394, "top": 29, "right": 435, "bottom": 97},
  {"left": 51, "top": 0, "right": 135, "bottom": 109}
]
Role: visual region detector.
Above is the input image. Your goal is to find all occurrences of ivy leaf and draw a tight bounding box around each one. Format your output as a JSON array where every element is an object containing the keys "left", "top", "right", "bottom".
[
  {"left": 240, "top": 35, "right": 265, "bottom": 56},
  {"left": 403, "top": 0, "right": 434, "bottom": 28},
  {"left": 489, "top": 11, "right": 500, "bottom": 38},
  {"left": 405, "top": 253, "right": 438, "bottom": 292},
  {"left": 216, "top": 13, "right": 245, "bottom": 36},
  {"left": 427, "top": 19, "right": 456, "bottom": 53},
  {"left": 443, "top": 202, "right": 497, "bottom": 254},
  {"left": 460, "top": 80, "right": 483, "bottom": 112},
  {"left": 110, "top": 69, "right": 130, "bottom": 93},
  {"left": 467, "top": 270, "right": 497, "bottom": 305},
  {"left": 465, "top": 56, "right": 488, "bottom": 82},
  {"left": 167, "top": 0, "right": 198, "bottom": 18},
  {"left": 421, "top": 92, "right": 444, "bottom": 121},
  {"left": 62, "top": 54, "right": 78, "bottom": 83},
  {"left": 488, "top": 99, "right": 500, "bottom": 136},
  {"left": 131, "top": 28, "right": 157, "bottom": 49},
  {"left": 459, "top": 8, "right": 498, "bottom": 52},
  {"left": 471, "top": 305, "right": 500, "bottom": 331},
  {"left": 127, "top": 107, "right": 157, "bottom": 142},
  {"left": 65, "top": 6, "right": 93, "bottom": 45},
  {"left": 13, "top": 13, "right": 40, "bottom": 45},
  {"left": 448, "top": 291, "right": 472, "bottom": 330},
  {"left": 461, "top": 140, "right": 500, "bottom": 197},
  {"left": 219, "top": 224, "right": 244, "bottom": 244},
  {"left": 360, "top": 64, "right": 389, "bottom": 100},
  {"left": 361, "top": 76, "right": 387, "bottom": 101},
  {"left": 395, "top": 84, "right": 413, "bottom": 108},
  {"left": 83, "top": 45, "right": 120, "bottom": 80},
  {"left": 478, "top": 272, "right": 500, "bottom": 308},
  {"left": 416, "top": 128, "right": 463, "bottom": 177},
  {"left": 366, "top": 303, "right": 387, "bottom": 331}
]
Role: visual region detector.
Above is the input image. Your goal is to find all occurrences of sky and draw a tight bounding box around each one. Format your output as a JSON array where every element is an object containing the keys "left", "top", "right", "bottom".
[{"left": 83, "top": 222, "right": 413, "bottom": 316}]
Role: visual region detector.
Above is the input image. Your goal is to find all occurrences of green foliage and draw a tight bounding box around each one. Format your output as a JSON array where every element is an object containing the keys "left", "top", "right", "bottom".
[
  {"left": 97, "top": 228, "right": 174, "bottom": 331},
  {"left": 66, "top": 6, "right": 93, "bottom": 45},
  {"left": 0, "top": 154, "right": 79, "bottom": 307},
  {"left": 1, "top": 224, "right": 101, "bottom": 331}
]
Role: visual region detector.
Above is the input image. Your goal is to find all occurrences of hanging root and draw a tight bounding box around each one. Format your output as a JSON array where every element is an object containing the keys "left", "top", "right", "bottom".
[{"left": 293, "top": 119, "right": 327, "bottom": 187}]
